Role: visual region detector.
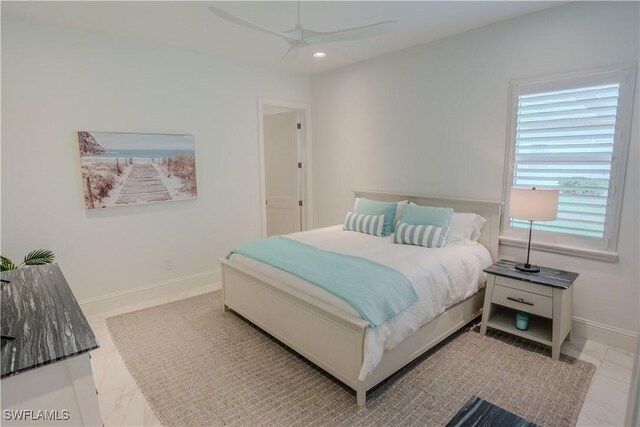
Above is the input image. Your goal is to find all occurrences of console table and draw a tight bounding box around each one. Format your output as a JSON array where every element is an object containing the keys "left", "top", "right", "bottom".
[{"left": 1, "top": 264, "right": 102, "bottom": 426}]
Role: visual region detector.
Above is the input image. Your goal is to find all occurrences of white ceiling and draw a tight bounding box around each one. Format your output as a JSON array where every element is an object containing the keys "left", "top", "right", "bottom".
[{"left": 2, "top": 1, "right": 566, "bottom": 75}]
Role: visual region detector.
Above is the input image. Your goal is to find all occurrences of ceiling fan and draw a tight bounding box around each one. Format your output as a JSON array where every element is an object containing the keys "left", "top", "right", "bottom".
[{"left": 208, "top": 2, "right": 397, "bottom": 60}]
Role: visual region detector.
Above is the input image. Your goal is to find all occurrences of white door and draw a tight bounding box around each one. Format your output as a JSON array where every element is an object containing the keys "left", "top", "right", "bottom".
[{"left": 264, "top": 111, "right": 301, "bottom": 236}]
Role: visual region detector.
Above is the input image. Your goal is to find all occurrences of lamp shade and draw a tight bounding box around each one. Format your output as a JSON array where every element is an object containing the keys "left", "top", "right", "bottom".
[{"left": 509, "top": 187, "right": 559, "bottom": 221}]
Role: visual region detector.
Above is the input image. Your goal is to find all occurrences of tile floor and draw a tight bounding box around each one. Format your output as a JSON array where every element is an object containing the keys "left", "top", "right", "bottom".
[{"left": 85, "top": 289, "right": 635, "bottom": 426}]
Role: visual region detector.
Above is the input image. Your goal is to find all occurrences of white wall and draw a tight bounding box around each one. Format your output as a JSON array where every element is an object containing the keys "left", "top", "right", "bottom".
[
  {"left": 311, "top": 2, "right": 639, "bottom": 343},
  {"left": 1, "top": 16, "right": 311, "bottom": 303}
]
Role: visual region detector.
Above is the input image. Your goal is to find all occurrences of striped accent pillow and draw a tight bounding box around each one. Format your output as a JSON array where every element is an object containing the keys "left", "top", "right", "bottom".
[
  {"left": 393, "top": 222, "right": 449, "bottom": 248},
  {"left": 343, "top": 212, "right": 386, "bottom": 237}
]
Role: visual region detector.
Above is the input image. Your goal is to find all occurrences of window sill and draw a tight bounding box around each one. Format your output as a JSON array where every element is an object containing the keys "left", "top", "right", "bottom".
[{"left": 499, "top": 236, "right": 618, "bottom": 262}]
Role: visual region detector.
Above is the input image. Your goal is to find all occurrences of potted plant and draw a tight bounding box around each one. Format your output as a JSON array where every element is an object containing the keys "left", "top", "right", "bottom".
[{"left": 1, "top": 249, "right": 55, "bottom": 271}]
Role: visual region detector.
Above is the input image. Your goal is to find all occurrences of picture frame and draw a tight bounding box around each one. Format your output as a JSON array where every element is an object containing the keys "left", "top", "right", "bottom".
[{"left": 78, "top": 131, "right": 197, "bottom": 209}]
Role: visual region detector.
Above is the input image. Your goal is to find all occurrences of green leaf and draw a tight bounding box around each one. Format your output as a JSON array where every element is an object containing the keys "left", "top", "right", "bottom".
[
  {"left": 22, "top": 249, "right": 55, "bottom": 266},
  {"left": 0, "top": 256, "right": 17, "bottom": 271}
]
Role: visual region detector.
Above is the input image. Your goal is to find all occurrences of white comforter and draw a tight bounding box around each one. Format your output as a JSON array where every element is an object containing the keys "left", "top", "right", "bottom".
[{"left": 229, "top": 225, "right": 492, "bottom": 380}]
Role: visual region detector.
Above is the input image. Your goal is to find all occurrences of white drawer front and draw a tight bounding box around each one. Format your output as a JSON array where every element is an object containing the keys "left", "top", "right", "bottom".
[
  {"left": 492, "top": 284, "right": 553, "bottom": 319},
  {"left": 493, "top": 276, "right": 553, "bottom": 297}
]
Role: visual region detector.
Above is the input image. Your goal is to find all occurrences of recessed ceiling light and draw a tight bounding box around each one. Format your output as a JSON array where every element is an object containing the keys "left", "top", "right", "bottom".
[{"left": 313, "top": 52, "right": 327, "bottom": 58}]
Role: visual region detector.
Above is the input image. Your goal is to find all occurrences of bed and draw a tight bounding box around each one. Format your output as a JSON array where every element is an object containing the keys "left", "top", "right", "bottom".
[{"left": 220, "top": 190, "right": 502, "bottom": 406}]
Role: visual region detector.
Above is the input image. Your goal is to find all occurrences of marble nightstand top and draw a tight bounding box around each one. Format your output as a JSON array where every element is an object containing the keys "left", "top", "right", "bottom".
[
  {"left": 1, "top": 264, "right": 98, "bottom": 379},
  {"left": 484, "top": 259, "right": 579, "bottom": 289}
]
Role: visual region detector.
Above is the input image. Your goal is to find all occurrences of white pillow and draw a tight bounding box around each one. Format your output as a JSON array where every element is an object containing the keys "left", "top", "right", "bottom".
[
  {"left": 448, "top": 213, "right": 486, "bottom": 243},
  {"left": 353, "top": 198, "right": 408, "bottom": 226},
  {"left": 395, "top": 200, "right": 408, "bottom": 223}
]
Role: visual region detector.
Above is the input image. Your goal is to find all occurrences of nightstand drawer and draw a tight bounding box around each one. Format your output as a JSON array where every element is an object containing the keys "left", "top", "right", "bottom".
[
  {"left": 492, "top": 284, "right": 553, "bottom": 318},
  {"left": 493, "top": 276, "right": 553, "bottom": 297}
]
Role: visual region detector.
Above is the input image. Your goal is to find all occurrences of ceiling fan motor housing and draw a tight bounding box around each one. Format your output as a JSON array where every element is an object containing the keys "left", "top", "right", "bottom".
[{"left": 289, "top": 39, "right": 310, "bottom": 48}]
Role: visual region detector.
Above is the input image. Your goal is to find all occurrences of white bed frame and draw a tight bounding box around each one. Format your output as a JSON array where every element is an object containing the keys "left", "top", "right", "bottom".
[{"left": 220, "top": 191, "right": 502, "bottom": 406}]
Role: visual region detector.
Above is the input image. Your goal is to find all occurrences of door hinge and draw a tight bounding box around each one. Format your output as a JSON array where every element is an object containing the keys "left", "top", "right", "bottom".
[
  {"left": 297, "top": 123, "right": 302, "bottom": 129},
  {"left": 299, "top": 200, "right": 303, "bottom": 207},
  {"left": 297, "top": 162, "right": 302, "bottom": 168}
]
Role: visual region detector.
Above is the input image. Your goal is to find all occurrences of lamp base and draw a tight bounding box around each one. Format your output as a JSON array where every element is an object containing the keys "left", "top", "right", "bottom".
[{"left": 515, "top": 263, "right": 540, "bottom": 273}]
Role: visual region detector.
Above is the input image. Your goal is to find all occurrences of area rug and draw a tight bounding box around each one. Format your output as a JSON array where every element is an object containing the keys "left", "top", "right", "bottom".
[{"left": 106, "top": 291, "right": 595, "bottom": 426}]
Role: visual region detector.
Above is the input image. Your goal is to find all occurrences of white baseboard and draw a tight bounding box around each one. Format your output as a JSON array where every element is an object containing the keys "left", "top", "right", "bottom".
[
  {"left": 79, "top": 270, "right": 221, "bottom": 316},
  {"left": 572, "top": 316, "right": 637, "bottom": 352},
  {"left": 78, "top": 270, "right": 636, "bottom": 352}
]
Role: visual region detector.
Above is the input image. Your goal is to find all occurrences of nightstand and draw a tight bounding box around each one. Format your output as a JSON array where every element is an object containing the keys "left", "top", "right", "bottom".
[{"left": 480, "top": 259, "right": 579, "bottom": 360}]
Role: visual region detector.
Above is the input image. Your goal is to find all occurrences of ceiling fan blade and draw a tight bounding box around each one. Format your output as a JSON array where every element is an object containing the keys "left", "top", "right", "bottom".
[
  {"left": 280, "top": 25, "right": 303, "bottom": 41},
  {"left": 208, "top": 6, "right": 294, "bottom": 42},
  {"left": 280, "top": 46, "right": 301, "bottom": 61},
  {"left": 305, "top": 21, "right": 397, "bottom": 44}
]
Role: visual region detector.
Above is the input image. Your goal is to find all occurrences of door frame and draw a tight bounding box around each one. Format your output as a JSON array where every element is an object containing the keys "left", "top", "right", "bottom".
[{"left": 258, "top": 97, "right": 313, "bottom": 237}]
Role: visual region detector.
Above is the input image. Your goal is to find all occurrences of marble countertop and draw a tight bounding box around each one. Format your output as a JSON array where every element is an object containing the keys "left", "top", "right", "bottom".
[{"left": 1, "top": 264, "right": 98, "bottom": 379}]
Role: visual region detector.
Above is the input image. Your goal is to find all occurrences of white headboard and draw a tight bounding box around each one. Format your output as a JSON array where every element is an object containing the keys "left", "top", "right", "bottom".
[{"left": 353, "top": 190, "right": 503, "bottom": 261}]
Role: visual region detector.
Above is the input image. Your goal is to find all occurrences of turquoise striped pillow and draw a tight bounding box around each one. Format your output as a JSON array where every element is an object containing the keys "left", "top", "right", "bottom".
[
  {"left": 343, "top": 212, "right": 386, "bottom": 237},
  {"left": 353, "top": 198, "right": 397, "bottom": 236},
  {"left": 393, "top": 222, "right": 449, "bottom": 248}
]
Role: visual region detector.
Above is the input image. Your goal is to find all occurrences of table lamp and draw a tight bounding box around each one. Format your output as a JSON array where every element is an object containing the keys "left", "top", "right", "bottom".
[{"left": 509, "top": 187, "right": 559, "bottom": 273}]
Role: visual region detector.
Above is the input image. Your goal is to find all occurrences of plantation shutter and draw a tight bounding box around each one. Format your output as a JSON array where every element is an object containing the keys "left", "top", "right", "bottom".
[{"left": 510, "top": 82, "right": 623, "bottom": 239}]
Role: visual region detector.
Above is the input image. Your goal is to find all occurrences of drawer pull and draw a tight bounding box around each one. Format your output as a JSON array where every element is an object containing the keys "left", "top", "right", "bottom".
[{"left": 507, "top": 296, "right": 534, "bottom": 306}]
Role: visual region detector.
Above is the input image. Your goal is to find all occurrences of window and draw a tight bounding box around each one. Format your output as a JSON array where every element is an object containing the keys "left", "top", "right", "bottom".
[{"left": 502, "top": 65, "right": 636, "bottom": 255}]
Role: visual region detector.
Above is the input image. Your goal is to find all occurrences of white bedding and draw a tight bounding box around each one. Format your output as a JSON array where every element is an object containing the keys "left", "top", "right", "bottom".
[{"left": 229, "top": 225, "right": 492, "bottom": 380}]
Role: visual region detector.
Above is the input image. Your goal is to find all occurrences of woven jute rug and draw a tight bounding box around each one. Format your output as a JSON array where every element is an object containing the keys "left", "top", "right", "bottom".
[{"left": 106, "top": 291, "right": 595, "bottom": 426}]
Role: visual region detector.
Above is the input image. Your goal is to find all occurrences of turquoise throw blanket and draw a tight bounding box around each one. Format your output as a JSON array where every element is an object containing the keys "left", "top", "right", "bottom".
[{"left": 227, "top": 236, "right": 418, "bottom": 326}]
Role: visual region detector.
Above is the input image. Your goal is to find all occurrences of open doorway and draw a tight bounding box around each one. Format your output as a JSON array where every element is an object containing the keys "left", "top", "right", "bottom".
[{"left": 258, "top": 99, "right": 313, "bottom": 237}]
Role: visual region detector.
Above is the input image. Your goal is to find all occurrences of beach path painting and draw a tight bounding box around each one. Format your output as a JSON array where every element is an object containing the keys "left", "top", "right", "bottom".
[{"left": 78, "top": 132, "right": 197, "bottom": 209}]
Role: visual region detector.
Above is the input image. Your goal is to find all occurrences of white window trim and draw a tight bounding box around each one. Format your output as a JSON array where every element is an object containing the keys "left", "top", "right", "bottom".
[
  {"left": 500, "top": 64, "right": 637, "bottom": 259},
  {"left": 499, "top": 236, "right": 618, "bottom": 262}
]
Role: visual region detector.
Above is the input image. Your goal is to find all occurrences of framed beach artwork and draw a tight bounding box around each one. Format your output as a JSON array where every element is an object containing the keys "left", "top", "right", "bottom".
[{"left": 78, "top": 131, "right": 197, "bottom": 209}]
